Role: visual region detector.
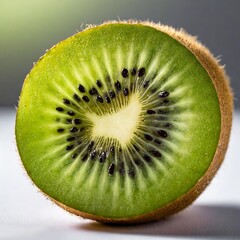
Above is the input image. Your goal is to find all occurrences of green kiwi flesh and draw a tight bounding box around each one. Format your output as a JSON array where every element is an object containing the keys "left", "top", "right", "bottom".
[{"left": 16, "top": 21, "right": 232, "bottom": 223}]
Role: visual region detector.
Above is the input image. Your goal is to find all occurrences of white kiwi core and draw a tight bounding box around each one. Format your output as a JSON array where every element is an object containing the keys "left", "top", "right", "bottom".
[{"left": 88, "top": 94, "right": 142, "bottom": 147}]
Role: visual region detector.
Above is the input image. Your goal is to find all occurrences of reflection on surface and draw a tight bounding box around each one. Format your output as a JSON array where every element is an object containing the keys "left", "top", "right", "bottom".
[{"left": 79, "top": 204, "right": 240, "bottom": 238}]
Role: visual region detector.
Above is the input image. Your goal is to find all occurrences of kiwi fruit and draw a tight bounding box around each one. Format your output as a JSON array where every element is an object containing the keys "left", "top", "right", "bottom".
[{"left": 15, "top": 20, "right": 233, "bottom": 224}]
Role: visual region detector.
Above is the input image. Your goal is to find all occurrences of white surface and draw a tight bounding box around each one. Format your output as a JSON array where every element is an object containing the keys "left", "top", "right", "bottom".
[{"left": 0, "top": 107, "right": 240, "bottom": 240}]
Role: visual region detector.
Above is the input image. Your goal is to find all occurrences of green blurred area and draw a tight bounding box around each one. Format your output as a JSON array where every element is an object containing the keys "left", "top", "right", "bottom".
[
  {"left": 1, "top": 0, "right": 166, "bottom": 63},
  {"left": 0, "top": 0, "right": 239, "bottom": 107},
  {"left": 0, "top": 0, "right": 167, "bottom": 105},
  {"left": 1, "top": 0, "right": 145, "bottom": 55}
]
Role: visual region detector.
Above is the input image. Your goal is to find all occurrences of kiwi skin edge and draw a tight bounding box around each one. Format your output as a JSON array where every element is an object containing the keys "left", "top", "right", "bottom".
[{"left": 18, "top": 20, "right": 233, "bottom": 225}]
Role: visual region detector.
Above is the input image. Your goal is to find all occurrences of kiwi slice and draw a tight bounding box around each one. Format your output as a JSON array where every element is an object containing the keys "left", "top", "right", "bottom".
[{"left": 16, "top": 21, "right": 233, "bottom": 224}]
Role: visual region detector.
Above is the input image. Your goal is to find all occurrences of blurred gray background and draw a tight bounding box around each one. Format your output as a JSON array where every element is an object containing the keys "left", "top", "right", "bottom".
[{"left": 0, "top": 0, "right": 239, "bottom": 108}]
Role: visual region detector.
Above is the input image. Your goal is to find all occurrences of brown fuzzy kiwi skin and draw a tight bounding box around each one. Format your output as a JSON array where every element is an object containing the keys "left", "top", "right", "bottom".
[{"left": 17, "top": 20, "right": 233, "bottom": 225}]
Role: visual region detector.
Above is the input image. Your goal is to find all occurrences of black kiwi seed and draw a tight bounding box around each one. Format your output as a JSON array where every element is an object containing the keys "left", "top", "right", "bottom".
[
  {"left": 66, "top": 118, "right": 72, "bottom": 124},
  {"left": 99, "top": 151, "right": 106, "bottom": 163},
  {"left": 73, "top": 119, "right": 81, "bottom": 124},
  {"left": 121, "top": 68, "right": 128, "bottom": 78},
  {"left": 82, "top": 153, "right": 88, "bottom": 162},
  {"left": 89, "top": 87, "right": 98, "bottom": 95},
  {"left": 70, "top": 127, "right": 78, "bottom": 133},
  {"left": 144, "top": 134, "right": 153, "bottom": 141},
  {"left": 56, "top": 107, "right": 64, "bottom": 112},
  {"left": 138, "top": 67, "right": 145, "bottom": 77},
  {"left": 96, "top": 80, "right": 102, "bottom": 88},
  {"left": 131, "top": 67, "right": 137, "bottom": 76},
  {"left": 109, "top": 90, "right": 116, "bottom": 99},
  {"left": 151, "top": 88, "right": 157, "bottom": 93},
  {"left": 108, "top": 163, "right": 115, "bottom": 175},
  {"left": 90, "top": 150, "right": 97, "bottom": 160},
  {"left": 163, "top": 99, "right": 170, "bottom": 104},
  {"left": 67, "top": 111, "right": 75, "bottom": 116},
  {"left": 154, "top": 139, "right": 162, "bottom": 145},
  {"left": 164, "top": 123, "right": 171, "bottom": 128},
  {"left": 150, "top": 149, "right": 161, "bottom": 157},
  {"left": 115, "top": 81, "right": 121, "bottom": 92},
  {"left": 110, "top": 145, "right": 115, "bottom": 153},
  {"left": 143, "top": 154, "right": 152, "bottom": 163},
  {"left": 82, "top": 96, "right": 89, "bottom": 102},
  {"left": 73, "top": 94, "right": 81, "bottom": 102},
  {"left": 67, "top": 136, "right": 75, "bottom": 141},
  {"left": 63, "top": 99, "right": 70, "bottom": 105},
  {"left": 134, "top": 159, "right": 141, "bottom": 166},
  {"left": 88, "top": 141, "right": 94, "bottom": 151},
  {"left": 119, "top": 161, "right": 125, "bottom": 175},
  {"left": 57, "top": 128, "right": 65, "bottom": 133},
  {"left": 128, "top": 169, "right": 135, "bottom": 178},
  {"left": 104, "top": 94, "right": 111, "bottom": 103},
  {"left": 123, "top": 88, "right": 129, "bottom": 96},
  {"left": 71, "top": 153, "right": 78, "bottom": 159},
  {"left": 159, "top": 91, "right": 170, "bottom": 98},
  {"left": 147, "top": 110, "right": 156, "bottom": 115},
  {"left": 78, "top": 84, "right": 85, "bottom": 93},
  {"left": 66, "top": 145, "right": 74, "bottom": 151},
  {"left": 143, "top": 80, "right": 150, "bottom": 88},
  {"left": 133, "top": 145, "right": 140, "bottom": 152},
  {"left": 157, "top": 130, "right": 168, "bottom": 138},
  {"left": 96, "top": 95, "right": 104, "bottom": 103}
]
